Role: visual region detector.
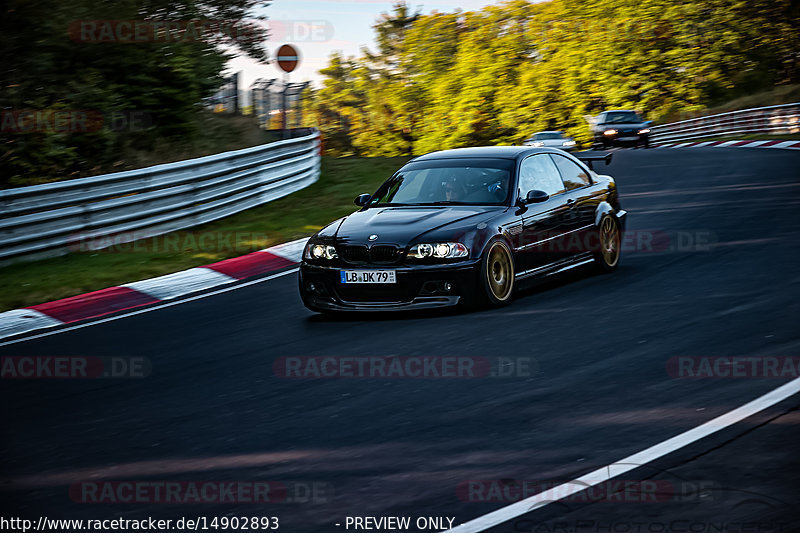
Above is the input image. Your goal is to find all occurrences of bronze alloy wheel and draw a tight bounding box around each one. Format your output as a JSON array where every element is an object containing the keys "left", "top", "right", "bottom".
[
  {"left": 486, "top": 241, "right": 514, "bottom": 302},
  {"left": 600, "top": 216, "right": 620, "bottom": 268}
]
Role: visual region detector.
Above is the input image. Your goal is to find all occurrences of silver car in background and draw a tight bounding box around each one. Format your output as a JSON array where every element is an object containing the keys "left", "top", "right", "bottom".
[{"left": 522, "top": 131, "right": 577, "bottom": 151}]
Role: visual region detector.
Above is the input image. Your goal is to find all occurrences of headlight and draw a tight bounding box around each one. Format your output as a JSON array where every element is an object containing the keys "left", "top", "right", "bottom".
[
  {"left": 562, "top": 140, "right": 576, "bottom": 147},
  {"left": 304, "top": 243, "right": 338, "bottom": 260},
  {"left": 409, "top": 242, "right": 469, "bottom": 259},
  {"left": 603, "top": 129, "right": 618, "bottom": 136},
  {"left": 638, "top": 128, "right": 650, "bottom": 134}
]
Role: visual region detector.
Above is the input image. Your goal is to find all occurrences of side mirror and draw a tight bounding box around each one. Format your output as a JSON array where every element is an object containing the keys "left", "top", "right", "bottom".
[
  {"left": 354, "top": 193, "right": 372, "bottom": 207},
  {"left": 644, "top": 120, "right": 653, "bottom": 126},
  {"left": 522, "top": 190, "right": 549, "bottom": 205}
]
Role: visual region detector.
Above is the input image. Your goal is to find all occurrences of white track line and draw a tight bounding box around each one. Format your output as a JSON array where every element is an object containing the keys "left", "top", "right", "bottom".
[
  {"left": 0, "top": 268, "right": 299, "bottom": 347},
  {"left": 446, "top": 375, "right": 800, "bottom": 533}
]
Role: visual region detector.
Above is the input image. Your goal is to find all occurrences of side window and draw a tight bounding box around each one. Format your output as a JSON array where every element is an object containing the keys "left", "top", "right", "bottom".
[
  {"left": 518, "top": 155, "right": 565, "bottom": 197},
  {"left": 550, "top": 154, "right": 591, "bottom": 190}
]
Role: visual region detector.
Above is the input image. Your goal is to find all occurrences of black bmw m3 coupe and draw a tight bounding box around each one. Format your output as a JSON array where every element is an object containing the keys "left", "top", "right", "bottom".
[{"left": 299, "top": 146, "right": 626, "bottom": 312}]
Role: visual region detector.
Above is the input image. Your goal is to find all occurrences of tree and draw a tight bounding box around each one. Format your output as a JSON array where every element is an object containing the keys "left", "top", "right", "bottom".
[
  {"left": 310, "top": 0, "right": 799, "bottom": 156},
  {"left": 0, "top": 0, "right": 271, "bottom": 186}
]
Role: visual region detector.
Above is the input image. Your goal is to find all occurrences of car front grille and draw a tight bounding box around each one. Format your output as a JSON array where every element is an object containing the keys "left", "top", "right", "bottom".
[
  {"left": 339, "top": 245, "right": 403, "bottom": 265},
  {"left": 341, "top": 245, "right": 370, "bottom": 263},
  {"left": 370, "top": 245, "right": 401, "bottom": 264}
]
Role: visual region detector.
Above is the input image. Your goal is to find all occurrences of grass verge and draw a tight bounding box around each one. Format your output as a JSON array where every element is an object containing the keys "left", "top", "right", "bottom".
[{"left": 0, "top": 155, "right": 411, "bottom": 312}]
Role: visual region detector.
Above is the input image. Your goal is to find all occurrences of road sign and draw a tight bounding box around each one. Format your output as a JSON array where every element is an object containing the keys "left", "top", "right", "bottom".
[{"left": 276, "top": 44, "right": 299, "bottom": 73}]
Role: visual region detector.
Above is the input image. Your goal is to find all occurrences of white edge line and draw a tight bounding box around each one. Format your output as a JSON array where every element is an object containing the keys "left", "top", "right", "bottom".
[
  {"left": 446, "top": 375, "right": 800, "bottom": 533},
  {"left": 0, "top": 268, "right": 299, "bottom": 348}
]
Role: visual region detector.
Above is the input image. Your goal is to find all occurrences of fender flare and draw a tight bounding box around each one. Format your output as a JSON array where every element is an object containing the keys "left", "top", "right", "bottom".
[{"left": 594, "top": 201, "right": 616, "bottom": 227}]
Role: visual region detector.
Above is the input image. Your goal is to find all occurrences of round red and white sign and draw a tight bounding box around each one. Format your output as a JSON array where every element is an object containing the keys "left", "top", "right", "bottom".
[{"left": 276, "top": 44, "right": 300, "bottom": 73}]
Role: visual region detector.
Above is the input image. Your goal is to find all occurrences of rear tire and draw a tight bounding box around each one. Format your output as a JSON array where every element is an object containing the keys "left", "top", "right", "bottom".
[{"left": 593, "top": 215, "right": 621, "bottom": 273}]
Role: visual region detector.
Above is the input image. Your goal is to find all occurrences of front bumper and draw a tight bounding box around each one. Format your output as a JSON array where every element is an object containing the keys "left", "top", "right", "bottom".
[
  {"left": 299, "top": 260, "right": 481, "bottom": 312},
  {"left": 602, "top": 133, "right": 648, "bottom": 146}
]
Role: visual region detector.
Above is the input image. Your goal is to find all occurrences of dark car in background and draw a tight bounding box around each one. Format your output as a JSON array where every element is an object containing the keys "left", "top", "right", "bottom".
[
  {"left": 299, "top": 146, "right": 626, "bottom": 313},
  {"left": 522, "top": 131, "right": 577, "bottom": 151},
  {"left": 591, "top": 110, "right": 652, "bottom": 148}
]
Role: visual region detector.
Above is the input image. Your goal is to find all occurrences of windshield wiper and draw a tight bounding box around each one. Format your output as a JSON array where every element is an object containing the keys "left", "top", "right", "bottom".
[{"left": 424, "top": 201, "right": 471, "bottom": 205}]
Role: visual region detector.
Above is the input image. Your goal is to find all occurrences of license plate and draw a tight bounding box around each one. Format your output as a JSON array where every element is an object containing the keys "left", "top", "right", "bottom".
[
  {"left": 618, "top": 136, "right": 639, "bottom": 141},
  {"left": 340, "top": 270, "right": 396, "bottom": 284}
]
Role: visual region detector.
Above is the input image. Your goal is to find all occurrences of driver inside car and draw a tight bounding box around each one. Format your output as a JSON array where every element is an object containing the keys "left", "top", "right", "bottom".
[{"left": 443, "top": 175, "right": 467, "bottom": 201}]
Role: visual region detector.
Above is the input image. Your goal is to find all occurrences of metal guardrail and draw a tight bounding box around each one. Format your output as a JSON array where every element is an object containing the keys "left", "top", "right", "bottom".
[
  {"left": 649, "top": 102, "right": 800, "bottom": 144},
  {"left": 0, "top": 130, "right": 320, "bottom": 264}
]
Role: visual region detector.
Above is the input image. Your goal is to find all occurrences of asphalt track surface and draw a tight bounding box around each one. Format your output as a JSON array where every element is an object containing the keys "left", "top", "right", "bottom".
[{"left": 1, "top": 148, "right": 799, "bottom": 532}]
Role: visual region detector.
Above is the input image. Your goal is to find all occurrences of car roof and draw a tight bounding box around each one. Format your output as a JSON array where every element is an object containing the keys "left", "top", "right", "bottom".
[
  {"left": 411, "top": 146, "right": 542, "bottom": 161},
  {"left": 535, "top": 130, "right": 563, "bottom": 134}
]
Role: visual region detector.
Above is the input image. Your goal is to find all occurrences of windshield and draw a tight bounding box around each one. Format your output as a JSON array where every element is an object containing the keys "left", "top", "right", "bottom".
[
  {"left": 605, "top": 111, "right": 643, "bottom": 124},
  {"left": 534, "top": 132, "right": 564, "bottom": 140},
  {"left": 369, "top": 158, "right": 513, "bottom": 206}
]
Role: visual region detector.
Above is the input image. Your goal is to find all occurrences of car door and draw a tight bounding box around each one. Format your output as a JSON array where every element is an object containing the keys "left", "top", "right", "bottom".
[
  {"left": 549, "top": 153, "right": 600, "bottom": 256},
  {"left": 516, "top": 154, "right": 570, "bottom": 273}
]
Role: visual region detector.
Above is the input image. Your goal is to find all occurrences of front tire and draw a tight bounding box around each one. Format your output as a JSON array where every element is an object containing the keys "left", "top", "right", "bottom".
[
  {"left": 477, "top": 239, "right": 515, "bottom": 307},
  {"left": 593, "top": 215, "right": 621, "bottom": 273}
]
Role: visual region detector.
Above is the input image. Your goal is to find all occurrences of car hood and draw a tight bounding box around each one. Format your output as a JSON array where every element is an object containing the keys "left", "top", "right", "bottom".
[{"left": 332, "top": 205, "right": 503, "bottom": 246}]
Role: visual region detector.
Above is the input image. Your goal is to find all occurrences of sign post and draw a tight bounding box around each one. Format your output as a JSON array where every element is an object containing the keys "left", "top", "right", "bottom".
[{"left": 276, "top": 44, "right": 300, "bottom": 138}]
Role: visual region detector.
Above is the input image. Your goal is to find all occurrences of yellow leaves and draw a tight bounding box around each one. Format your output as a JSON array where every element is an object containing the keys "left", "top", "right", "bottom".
[{"left": 311, "top": 0, "right": 793, "bottom": 156}]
